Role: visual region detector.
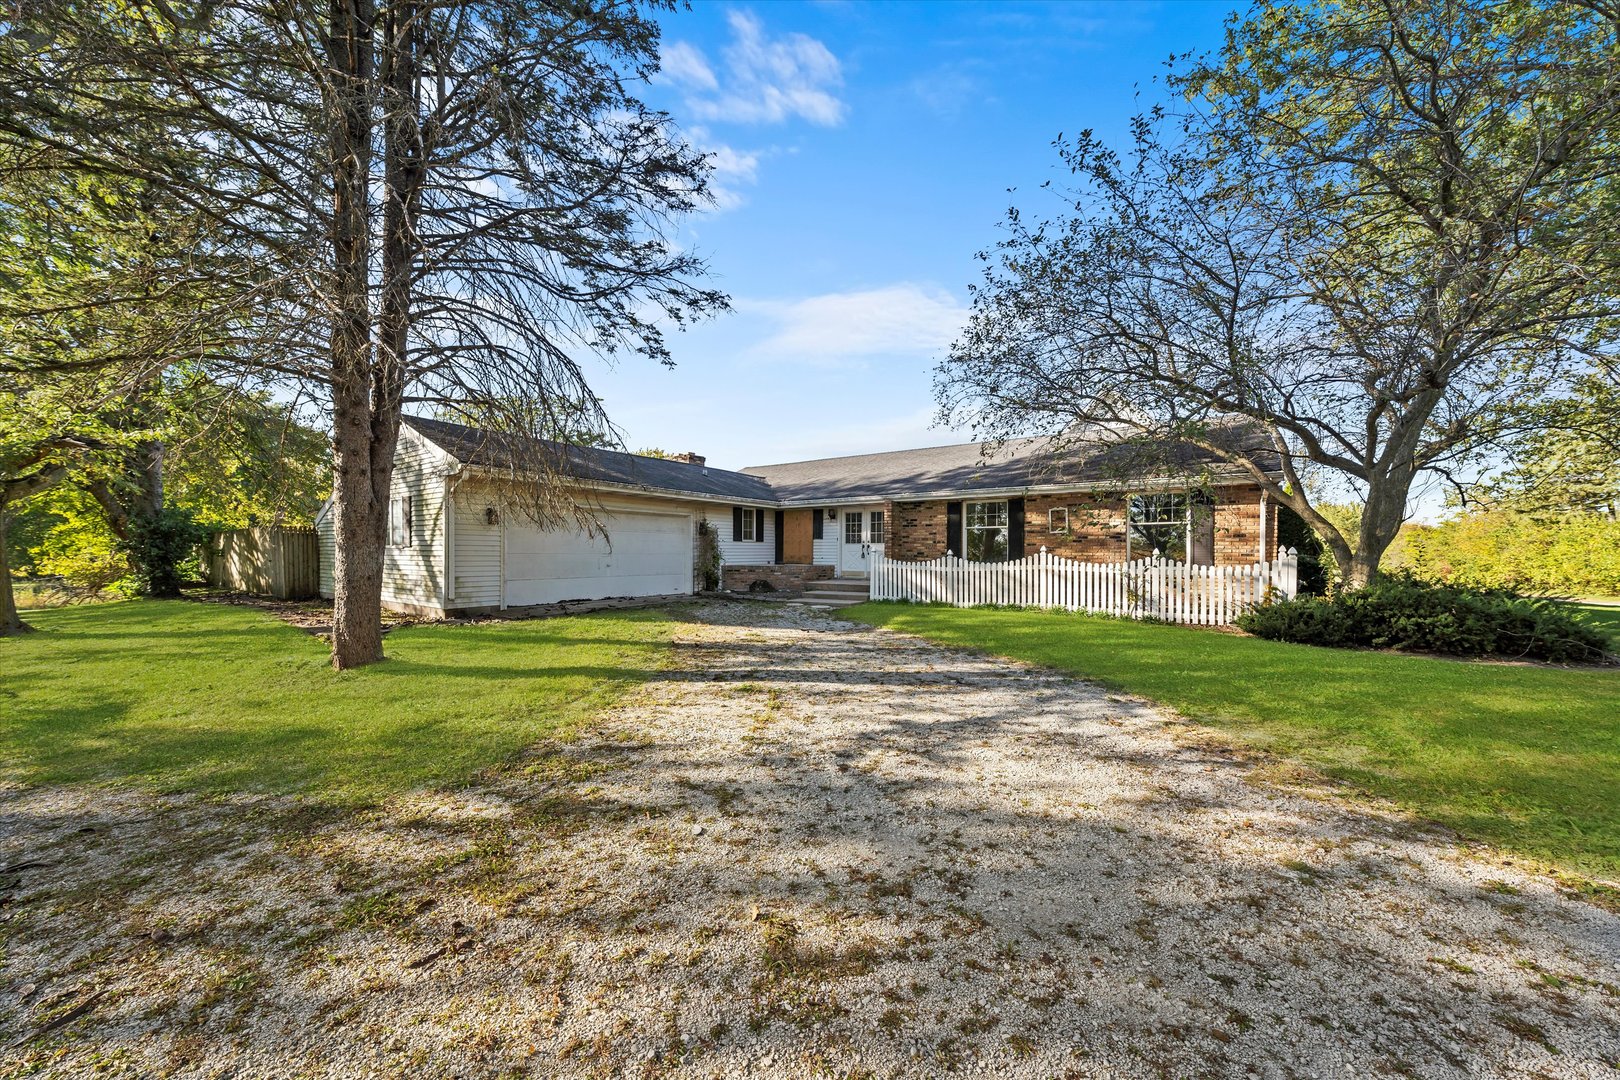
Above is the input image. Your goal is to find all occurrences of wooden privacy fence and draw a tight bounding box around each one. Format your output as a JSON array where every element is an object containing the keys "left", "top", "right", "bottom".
[
  {"left": 869, "top": 545, "right": 1300, "bottom": 625},
  {"left": 205, "top": 526, "right": 320, "bottom": 600}
]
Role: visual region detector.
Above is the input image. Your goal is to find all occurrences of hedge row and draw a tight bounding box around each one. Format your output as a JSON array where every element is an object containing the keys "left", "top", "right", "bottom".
[{"left": 1236, "top": 575, "right": 1611, "bottom": 664}]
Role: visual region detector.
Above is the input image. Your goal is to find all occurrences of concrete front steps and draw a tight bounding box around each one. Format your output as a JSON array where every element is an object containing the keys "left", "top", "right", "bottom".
[{"left": 790, "top": 577, "right": 871, "bottom": 608}]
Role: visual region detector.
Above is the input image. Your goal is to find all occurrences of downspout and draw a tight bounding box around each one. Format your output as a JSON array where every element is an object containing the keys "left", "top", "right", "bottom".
[{"left": 1258, "top": 489, "right": 1269, "bottom": 563}]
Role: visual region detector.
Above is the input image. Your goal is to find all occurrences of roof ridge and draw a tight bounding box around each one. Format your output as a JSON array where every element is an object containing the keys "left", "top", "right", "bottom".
[
  {"left": 743, "top": 434, "right": 1050, "bottom": 473},
  {"left": 402, "top": 414, "right": 763, "bottom": 479}
]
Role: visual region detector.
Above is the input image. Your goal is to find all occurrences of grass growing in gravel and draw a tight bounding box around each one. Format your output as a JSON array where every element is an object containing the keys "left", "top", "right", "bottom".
[
  {"left": 2, "top": 599, "right": 676, "bottom": 802},
  {"left": 844, "top": 602, "right": 1620, "bottom": 880}
]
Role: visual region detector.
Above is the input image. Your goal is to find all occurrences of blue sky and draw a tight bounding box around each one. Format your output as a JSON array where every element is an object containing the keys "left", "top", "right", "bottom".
[{"left": 588, "top": 0, "right": 1239, "bottom": 470}]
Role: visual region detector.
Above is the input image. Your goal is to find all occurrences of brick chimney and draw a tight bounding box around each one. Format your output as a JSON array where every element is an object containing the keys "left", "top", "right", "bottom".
[{"left": 668, "top": 451, "right": 706, "bottom": 466}]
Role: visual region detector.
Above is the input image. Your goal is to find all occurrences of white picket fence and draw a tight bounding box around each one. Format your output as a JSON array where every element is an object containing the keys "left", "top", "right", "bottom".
[{"left": 869, "top": 545, "right": 1300, "bottom": 625}]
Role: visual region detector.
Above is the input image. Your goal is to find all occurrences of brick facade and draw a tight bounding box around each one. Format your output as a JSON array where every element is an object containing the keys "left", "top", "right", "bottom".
[
  {"left": 721, "top": 563, "right": 834, "bottom": 596},
  {"left": 886, "top": 485, "right": 1279, "bottom": 566},
  {"left": 889, "top": 500, "right": 945, "bottom": 562}
]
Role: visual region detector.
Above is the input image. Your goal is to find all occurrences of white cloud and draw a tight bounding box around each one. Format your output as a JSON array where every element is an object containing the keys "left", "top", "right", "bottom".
[
  {"left": 658, "top": 9, "right": 845, "bottom": 127},
  {"left": 705, "top": 141, "right": 760, "bottom": 210},
  {"left": 659, "top": 41, "right": 718, "bottom": 91},
  {"left": 679, "top": 126, "right": 763, "bottom": 211},
  {"left": 741, "top": 284, "right": 969, "bottom": 367},
  {"left": 707, "top": 143, "right": 760, "bottom": 184}
]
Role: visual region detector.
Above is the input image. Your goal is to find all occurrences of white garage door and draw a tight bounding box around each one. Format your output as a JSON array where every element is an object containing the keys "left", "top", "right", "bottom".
[{"left": 504, "top": 510, "right": 692, "bottom": 607}]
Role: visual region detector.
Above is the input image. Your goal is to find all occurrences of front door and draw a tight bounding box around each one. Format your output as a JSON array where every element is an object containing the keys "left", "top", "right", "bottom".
[
  {"left": 840, "top": 510, "right": 868, "bottom": 574},
  {"left": 838, "top": 507, "right": 885, "bottom": 575}
]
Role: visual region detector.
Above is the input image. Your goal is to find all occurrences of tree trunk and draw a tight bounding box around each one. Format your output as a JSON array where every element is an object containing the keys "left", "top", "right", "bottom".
[
  {"left": 0, "top": 502, "right": 32, "bottom": 636},
  {"left": 326, "top": 0, "right": 385, "bottom": 671}
]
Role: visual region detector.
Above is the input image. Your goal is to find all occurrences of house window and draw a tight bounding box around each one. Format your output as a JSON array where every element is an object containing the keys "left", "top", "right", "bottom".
[
  {"left": 1128, "top": 493, "right": 1187, "bottom": 559},
  {"left": 738, "top": 509, "right": 756, "bottom": 541},
  {"left": 1048, "top": 507, "right": 1069, "bottom": 534},
  {"left": 869, "top": 510, "right": 885, "bottom": 545},
  {"left": 389, "top": 495, "right": 413, "bottom": 547},
  {"left": 844, "top": 512, "right": 863, "bottom": 544},
  {"left": 964, "top": 500, "right": 1009, "bottom": 562}
]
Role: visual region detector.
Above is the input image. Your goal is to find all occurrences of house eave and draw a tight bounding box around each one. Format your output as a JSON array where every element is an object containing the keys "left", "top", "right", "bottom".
[
  {"left": 769, "top": 469, "right": 1279, "bottom": 507},
  {"left": 455, "top": 464, "right": 779, "bottom": 508},
  {"left": 446, "top": 462, "right": 1278, "bottom": 510}
]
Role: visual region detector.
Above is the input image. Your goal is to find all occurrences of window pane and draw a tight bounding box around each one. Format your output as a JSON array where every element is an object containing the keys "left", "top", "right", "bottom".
[
  {"left": 1129, "top": 493, "right": 1186, "bottom": 526},
  {"left": 967, "top": 526, "right": 1008, "bottom": 562},
  {"left": 869, "top": 511, "right": 885, "bottom": 544},
  {"left": 1129, "top": 523, "right": 1187, "bottom": 560},
  {"left": 966, "top": 501, "right": 1008, "bottom": 528},
  {"left": 844, "top": 513, "right": 863, "bottom": 544}
]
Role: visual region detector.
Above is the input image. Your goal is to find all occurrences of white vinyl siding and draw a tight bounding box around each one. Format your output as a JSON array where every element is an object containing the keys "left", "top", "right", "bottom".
[
  {"left": 451, "top": 483, "right": 503, "bottom": 609},
  {"left": 314, "top": 425, "right": 454, "bottom": 611},
  {"left": 717, "top": 507, "right": 774, "bottom": 567},
  {"left": 379, "top": 429, "right": 450, "bottom": 610},
  {"left": 812, "top": 510, "right": 839, "bottom": 566},
  {"left": 316, "top": 502, "right": 335, "bottom": 598}
]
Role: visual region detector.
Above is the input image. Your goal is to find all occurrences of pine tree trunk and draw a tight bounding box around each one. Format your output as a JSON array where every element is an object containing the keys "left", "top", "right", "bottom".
[
  {"left": 326, "top": 0, "right": 386, "bottom": 671},
  {"left": 330, "top": 389, "right": 385, "bottom": 668},
  {"left": 0, "top": 502, "right": 32, "bottom": 636}
]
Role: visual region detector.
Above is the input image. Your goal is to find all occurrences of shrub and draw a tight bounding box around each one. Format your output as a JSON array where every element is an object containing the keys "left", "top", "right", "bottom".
[
  {"left": 1236, "top": 575, "right": 1611, "bottom": 663},
  {"left": 696, "top": 520, "right": 721, "bottom": 591},
  {"left": 122, "top": 508, "right": 209, "bottom": 598}
]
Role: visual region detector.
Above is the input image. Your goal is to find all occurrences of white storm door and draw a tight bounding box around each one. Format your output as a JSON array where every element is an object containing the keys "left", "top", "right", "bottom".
[{"left": 840, "top": 510, "right": 868, "bottom": 573}]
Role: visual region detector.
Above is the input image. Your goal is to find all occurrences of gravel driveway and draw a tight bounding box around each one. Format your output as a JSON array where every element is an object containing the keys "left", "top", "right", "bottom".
[{"left": 3, "top": 600, "right": 1618, "bottom": 1078}]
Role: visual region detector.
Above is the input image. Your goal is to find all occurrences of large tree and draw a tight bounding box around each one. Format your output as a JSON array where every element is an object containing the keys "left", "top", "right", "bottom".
[
  {"left": 1, "top": 1, "right": 723, "bottom": 666},
  {"left": 1478, "top": 372, "right": 1619, "bottom": 517},
  {"left": 938, "top": 0, "right": 1620, "bottom": 587}
]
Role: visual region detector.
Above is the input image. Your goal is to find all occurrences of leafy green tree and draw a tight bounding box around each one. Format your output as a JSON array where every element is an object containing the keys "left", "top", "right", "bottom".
[
  {"left": 1, "top": 123, "right": 256, "bottom": 615},
  {"left": 938, "top": 0, "right": 1620, "bottom": 588},
  {"left": 1396, "top": 511, "right": 1620, "bottom": 597},
  {"left": 1480, "top": 375, "right": 1619, "bottom": 518},
  {"left": 2, "top": 1, "right": 724, "bottom": 667}
]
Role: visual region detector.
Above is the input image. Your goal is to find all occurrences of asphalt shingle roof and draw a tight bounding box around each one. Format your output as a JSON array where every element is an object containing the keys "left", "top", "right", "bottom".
[
  {"left": 407, "top": 416, "right": 1279, "bottom": 506},
  {"left": 741, "top": 428, "right": 1280, "bottom": 504},
  {"left": 405, "top": 416, "right": 778, "bottom": 503}
]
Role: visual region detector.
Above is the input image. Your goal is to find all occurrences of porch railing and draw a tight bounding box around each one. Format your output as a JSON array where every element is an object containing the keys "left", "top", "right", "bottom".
[{"left": 869, "top": 546, "right": 1299, "bottom": 625}]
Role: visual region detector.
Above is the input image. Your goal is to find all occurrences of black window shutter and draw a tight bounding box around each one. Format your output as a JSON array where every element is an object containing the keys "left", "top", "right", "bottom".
[
  {"left": 774, "top": 511, "right": 785, "bottom": 562},
  {"left": 945, "top": 501, "right": 963, "bottom": 557},
  {"left": 754, "top": 507, "right": 765, "bottom": 542},
  {"left": 1008, "top": 497, "right": 1025, "bottom": 560},
  {"left": 812, "top": 509, "right": 823, "bottom": 540},
  {"left": 732, "top": 506, "right": 743, "bottom": 542}
]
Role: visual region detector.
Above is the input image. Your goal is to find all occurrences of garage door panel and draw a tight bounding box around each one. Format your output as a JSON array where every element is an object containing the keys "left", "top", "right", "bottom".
[{"left": 504, "top": 511, "right": 691, "bottom": 606}]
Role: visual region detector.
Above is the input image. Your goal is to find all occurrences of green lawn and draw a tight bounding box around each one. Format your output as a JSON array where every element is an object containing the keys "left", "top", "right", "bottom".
[
  {"left": 2, "top": 599, "right": 676, "bottom": 803},
  {"left": 1577, "top": 601, "right": 1620, "bottom": 642},
  {"left": 845, "top": 602, "right": 1620, "bottom": 881}
]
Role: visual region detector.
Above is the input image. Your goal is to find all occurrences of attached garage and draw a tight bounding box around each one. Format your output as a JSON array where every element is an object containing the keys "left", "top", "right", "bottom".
[
  {"left": 503, "top": 509, "right": 693, "bottom": 607},
  {"left": 319, "top": 416, "right": 780, "bottom": 616}
]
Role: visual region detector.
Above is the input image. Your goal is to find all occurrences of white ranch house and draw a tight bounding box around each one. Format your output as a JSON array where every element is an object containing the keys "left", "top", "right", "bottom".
[{"left": 315, "top": 416, "right": 1296, "bottom": 621}]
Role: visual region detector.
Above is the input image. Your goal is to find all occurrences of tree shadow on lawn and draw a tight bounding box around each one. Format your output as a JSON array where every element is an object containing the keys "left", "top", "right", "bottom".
[{"left": 1, "top": 602, "right": 677, "bottom": 801}]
